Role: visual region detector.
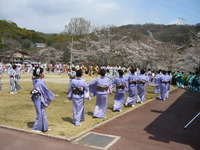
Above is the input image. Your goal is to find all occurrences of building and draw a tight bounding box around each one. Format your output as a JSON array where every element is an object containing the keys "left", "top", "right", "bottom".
[
  {"left": 0, "top": 50, "right": 32, "bottom": 63},
  {"left": 35, "top": 43, "right": 45, "bottom": 48}
]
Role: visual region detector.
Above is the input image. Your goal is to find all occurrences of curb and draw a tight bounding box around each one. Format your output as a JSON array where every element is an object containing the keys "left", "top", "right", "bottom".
[{"left": 0, "top": 125, "right": 70, "bottom": 141}]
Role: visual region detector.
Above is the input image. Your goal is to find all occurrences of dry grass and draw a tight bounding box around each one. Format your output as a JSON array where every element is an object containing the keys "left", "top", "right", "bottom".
[{"left": 0, "top": 73, "right": 176, "bottom": 139}]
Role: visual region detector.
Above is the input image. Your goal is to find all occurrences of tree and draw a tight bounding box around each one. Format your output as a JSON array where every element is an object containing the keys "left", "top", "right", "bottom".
[
  {"left": 64, "top": 17, "right": 91, "bottom": 36},
  {"left": 22, "top": 39, "right": 32, "bottom": 49},
  {"left": 171, "top": 18, "right": 185, "bottom": 25}
]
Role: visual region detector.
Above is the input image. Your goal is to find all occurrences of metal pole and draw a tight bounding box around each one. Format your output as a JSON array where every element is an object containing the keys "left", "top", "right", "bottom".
[
  {"left": 107, "top": 28, "right": 111, "bottom": 65},
  {"left": 70, "top": 35, "right": 73, "bottom": 69},
  {"left": 108, "top": 28, "right": 110, "bottom": 49},
  {"left": 184, "top": 112, "right": 200, "bottom": 129}
]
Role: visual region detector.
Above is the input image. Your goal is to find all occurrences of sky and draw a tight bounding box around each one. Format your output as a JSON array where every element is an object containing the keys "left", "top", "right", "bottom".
[{"left": 0, "top": 0, "right": 199, "bottom": 33}]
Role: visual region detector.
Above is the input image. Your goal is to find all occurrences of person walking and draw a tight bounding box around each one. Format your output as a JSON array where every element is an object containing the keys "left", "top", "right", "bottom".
[
  {"left": 89, "top": 69, "right": 112, "bottom": 118},
  {"left": 137, "top": 69, "right": 149, "bottom": 104},
  {"left": 166, "top": 71, "right": 172, "bottom": 98},
  {"left": 159, "top": 70, "right": 170, "bottom": 100},
  {"left": 125, "top": 68, "right": 138, "bottom": 107},
  {"left": 31, "top": 67, "right": 59, "bottom": 132},
  {"left": 153, "top": 70, "right": 161, "bottom": 94},
  {"left": 68, "top": 70, "right": 91, "bottom": 126},
  {"left": 9, "top": 65, "right": 21, "bottom": 94},
  {"left": 112, "top": 70, "right": 127, "bottom": 111}
]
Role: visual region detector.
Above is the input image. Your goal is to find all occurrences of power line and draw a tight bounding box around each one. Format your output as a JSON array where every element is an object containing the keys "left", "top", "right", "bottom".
[
  {"left": 148, "top": 0, "right": 200, "bottom": 19},
  {"left": 175, "top": 0, "right": 200, "bottom": 13}
]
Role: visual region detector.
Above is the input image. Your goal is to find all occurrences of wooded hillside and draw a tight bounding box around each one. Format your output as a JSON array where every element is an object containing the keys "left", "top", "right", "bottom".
[{"left": 0, "top": 20, "right": 200, "bottom": 72}]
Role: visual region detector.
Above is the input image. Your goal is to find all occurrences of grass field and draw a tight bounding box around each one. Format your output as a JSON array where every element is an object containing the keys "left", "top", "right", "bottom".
[{"left": 0, "top": 73, "right": 176, "bottom": 139}]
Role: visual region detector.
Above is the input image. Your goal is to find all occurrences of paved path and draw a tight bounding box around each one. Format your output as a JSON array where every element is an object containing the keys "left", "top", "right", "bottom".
[
  {"left": 0, "top": 127, "right": 96, "bottom": 150},
  {"left": 92, "top": 88, "right": 200, "bottom": 150},
  {"left": 0, "top": 88, "right": 200, "bottom": 150}
]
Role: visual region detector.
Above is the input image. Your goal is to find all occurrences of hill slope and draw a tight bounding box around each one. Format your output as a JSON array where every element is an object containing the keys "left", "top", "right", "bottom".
[{"left": 0, "top": 20, "right": 200, "bottom": 72}]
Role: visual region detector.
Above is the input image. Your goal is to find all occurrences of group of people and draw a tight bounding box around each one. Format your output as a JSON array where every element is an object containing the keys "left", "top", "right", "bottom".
[
  {"left": 186, "top": 71, "right": 200, "bottom": 92},
  {"left": 1, "top": 60, "right": 200, "bottom": 132},
  {"left": 64, "top": 67, "right": 200, "bottom": 128},
  {"left": 175, "top": 71, "right": 200, "bottom": 92},
  {"left": 30, "top": 66, "right": 152, "bottom": 131},
  {"left": 153, "top": 70, "right": 172, "bottom": 101},
  {"left": 1, "top": 62, "right": 32, "bottom": 75}
]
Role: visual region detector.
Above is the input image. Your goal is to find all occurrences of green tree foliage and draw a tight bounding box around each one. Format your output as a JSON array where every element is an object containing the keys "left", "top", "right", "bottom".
[
  {"left": 0, "top": 20, "right": 45, "bottom": 42},
  {"left": 46, "top": 34, "right": 71, "bottom": 46},
  {"left": 22, "top": 39, "right": 32, "bottom": 49},
  {"left": 0, "top": 20, "right": 45, "bottom": 51}
]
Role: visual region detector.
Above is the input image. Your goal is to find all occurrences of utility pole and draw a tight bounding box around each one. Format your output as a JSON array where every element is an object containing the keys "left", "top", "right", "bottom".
[
  {"left": 70, "top": 34, "right": 74, "bottom": 69},
  {"left": 107, "top": 27, "right": 111, "bottom": 65},
  {"left": 107, "top": 27, "right": 111, "bottom": 50}
]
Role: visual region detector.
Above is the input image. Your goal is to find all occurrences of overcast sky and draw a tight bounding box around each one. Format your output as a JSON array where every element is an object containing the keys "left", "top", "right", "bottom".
[{"left": 0, "top": 0, "right": 199, "bottom": 33}]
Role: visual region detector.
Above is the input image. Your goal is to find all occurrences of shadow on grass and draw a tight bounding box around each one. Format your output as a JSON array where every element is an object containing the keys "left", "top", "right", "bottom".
[
  {"left": 107, "top": 107, "right": 114, "bottom": 111},
  {"left": 59, "top": 131, "right": 66, "bottom": 136},
  {"left": 62, "top": 117, "right": 73, "bottom": 124},
  {"left": 63, "top": 91, "right": 68, "bottom": 95},
  {"left": 27, "top": 122, "right": 34, "bottom": 128},
  {"left": 87, "top": 111, "right": 93, "bottom": 116}
]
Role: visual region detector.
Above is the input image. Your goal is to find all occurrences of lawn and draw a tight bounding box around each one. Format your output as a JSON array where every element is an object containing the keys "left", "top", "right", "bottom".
[{"left": 0, "top": 73, "right": 175, "bottom": 139}]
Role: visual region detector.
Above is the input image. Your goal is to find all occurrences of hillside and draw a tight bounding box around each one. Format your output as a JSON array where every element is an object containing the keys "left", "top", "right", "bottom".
[
  {"left": 0, "top": 20, "right": 45, "bottom": 50},
  {"left": 0, "top": 20, "right": 200, "bottom": 72}
]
